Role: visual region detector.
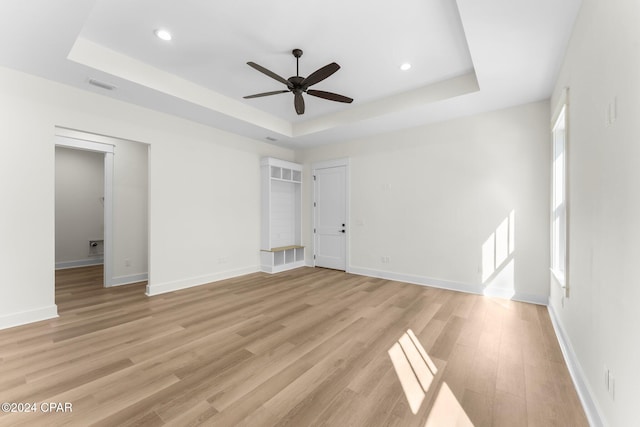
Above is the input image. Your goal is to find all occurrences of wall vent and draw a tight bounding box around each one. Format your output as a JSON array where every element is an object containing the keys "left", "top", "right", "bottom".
[{"left": 88, "top": 79, "right": 117, "bottom": 91}]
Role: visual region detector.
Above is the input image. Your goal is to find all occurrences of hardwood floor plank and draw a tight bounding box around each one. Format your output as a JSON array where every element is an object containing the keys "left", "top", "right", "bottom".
[
  {"left": 493, "top": 390, "right": 528, "bottom": 427},
  {"left": 442, "top": 343, "right": 475, "bottom": 400},
  {"left": 2, "top": 358, "right": 134, "bottom": 404},
  {"left": 352, "top": 370, "right": 404, "bottom": 427},
  {"left": 495, "top": 335, "right": 526, "bottom": 399},
  {"left": 208, "top": 316, "right": 370, "bottom": 418},
  {"left": 0, "top": 265, "right": 589, "bottom": 426},
  {"left": 463, "top": 388, "right": 493, "bottom": 427},
  {"left": 429, "top": 315, "right": 466, "bottom": 360},
  {"left": 162, "top": 401, "right": 218, "bottom": 427}
]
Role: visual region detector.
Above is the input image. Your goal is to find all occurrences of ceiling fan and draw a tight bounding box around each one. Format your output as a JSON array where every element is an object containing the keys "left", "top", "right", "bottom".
[{"left": 243, "top": 49, "right": 353, "bottom": 115}]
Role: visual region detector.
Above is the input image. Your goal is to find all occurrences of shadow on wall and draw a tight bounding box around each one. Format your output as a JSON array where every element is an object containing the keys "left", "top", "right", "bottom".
[{"left": 482, "top": 210, "right": 515, "bottom": 300}]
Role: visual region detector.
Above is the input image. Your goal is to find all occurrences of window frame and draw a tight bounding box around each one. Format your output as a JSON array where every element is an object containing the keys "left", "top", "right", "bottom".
[{"left": 551, "top": 88, "right": 569, "bottom": 296}]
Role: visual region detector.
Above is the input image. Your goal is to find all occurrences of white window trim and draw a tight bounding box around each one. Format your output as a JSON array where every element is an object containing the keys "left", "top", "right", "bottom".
[{"left": 550, "top": 88, "right": 570, "bottom": 296}]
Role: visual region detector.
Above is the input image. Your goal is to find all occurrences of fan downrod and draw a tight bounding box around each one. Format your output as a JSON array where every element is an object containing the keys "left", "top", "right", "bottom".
[{"left": 292, "top": 49, "right": 303, "bottom": 76}]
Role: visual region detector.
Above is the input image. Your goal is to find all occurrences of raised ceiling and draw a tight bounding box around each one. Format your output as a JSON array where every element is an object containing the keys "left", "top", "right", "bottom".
[{"left": 0, "top": 0, "right": 582, "bottom": 147}]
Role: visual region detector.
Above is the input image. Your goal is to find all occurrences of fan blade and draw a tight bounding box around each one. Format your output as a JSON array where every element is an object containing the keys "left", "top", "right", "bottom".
[
  {"left": 247, "top": 62, "right": 292, "bottom": 88},
  {"left": 294, "top": 92, "right": 305, "bottom": 115},
  {"left": 243, "top": 90, "right": 289, "bottom": 99},
  {"left": 301, "top": 62, "right": 340, "bottom": 89},
  {"left": 307, "top": 90, "right": 353, "bottom": 103}
]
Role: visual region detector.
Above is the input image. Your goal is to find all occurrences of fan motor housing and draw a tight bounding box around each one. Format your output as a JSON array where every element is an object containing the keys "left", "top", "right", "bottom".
[{"left": 288, "top": 76, "right": 305, "bottom": 90}]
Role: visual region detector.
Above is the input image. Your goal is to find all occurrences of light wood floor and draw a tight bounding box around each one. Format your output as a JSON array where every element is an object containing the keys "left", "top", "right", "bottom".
[{"left": 0, "top": 266, "right": 587, "bottom": 426}]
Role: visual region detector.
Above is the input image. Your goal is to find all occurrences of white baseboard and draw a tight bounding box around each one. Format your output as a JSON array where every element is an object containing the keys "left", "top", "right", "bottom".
[
  {"left": 109, "top": 273, "right": 148, "bottom": 287},
  {"left": 350, "top": 266, "right": 480, "bottom": 295},
  {"left": 261, "top": 261, "right": 306, "bottom": 274},
  {"left": 55, "top": 258, "right": 103, "bottom": 270},
  {"left": 146, "top": 266, "right": 259, "bottom": 296},
  {"left": 548, "top": 301, "right": 605, "bottom": 427},
  {"left": 483, "top": 287, "right": 549, "bottom": 306},
  {"left": 512, "top": 292, "right": 548, "bottom": 306},
  {"left": 0, "top": 305, "right": 58, "bottom": 331},
  {"left": 349, "top": 266, "right": 547, "bottom": 306}
]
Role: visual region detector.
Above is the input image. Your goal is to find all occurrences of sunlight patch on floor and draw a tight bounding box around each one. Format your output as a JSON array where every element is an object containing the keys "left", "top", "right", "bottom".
[
  {"left": 424, "top": 382, "right": 474, "bottom": 427},
  {"left": 389, "top": 329, "right": 473, "bottom": 425}
]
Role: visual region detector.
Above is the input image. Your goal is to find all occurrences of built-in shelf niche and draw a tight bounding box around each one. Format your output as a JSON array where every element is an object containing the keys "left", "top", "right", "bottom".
[
  {"left": 261, "top": 157, "right": 305, "bottom": 273},
  {"left": 270, "top": 165, "right": 302, "bottom": 183}
]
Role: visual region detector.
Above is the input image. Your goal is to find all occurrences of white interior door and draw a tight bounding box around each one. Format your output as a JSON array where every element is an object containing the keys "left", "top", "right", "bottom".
[{"left": 314, "top": 164, "right": 347, "bottom": 270}]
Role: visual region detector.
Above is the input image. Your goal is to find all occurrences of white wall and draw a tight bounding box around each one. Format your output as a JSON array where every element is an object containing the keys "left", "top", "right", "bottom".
[
  {"left": 0, "top": 65, "right": 293, "bottom": 329},
  {"left": 112, "top": 138, "right": 148, "bottom": 284},
  {"left": 549, "top": 0, "right": 640, "bottom": 425},
  {"left": 55, "top": 147, "right": 104, "bottom": 267},
  {"left": 297, "top": 101, "right": 550, "bottom": 304}
]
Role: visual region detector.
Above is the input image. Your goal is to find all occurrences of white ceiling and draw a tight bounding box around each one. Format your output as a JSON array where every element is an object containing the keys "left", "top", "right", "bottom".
[{"left": 0, "top": 0, "right": 582, "bottom": 148}]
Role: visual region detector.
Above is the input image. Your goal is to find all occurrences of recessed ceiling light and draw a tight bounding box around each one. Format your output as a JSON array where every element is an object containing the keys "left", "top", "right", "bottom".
[
  {"left": 400, "top": 63, "right": 412, "bottom": 71},
  {"left": 154, "top": 29, "right": 172, "bottom": 41}
]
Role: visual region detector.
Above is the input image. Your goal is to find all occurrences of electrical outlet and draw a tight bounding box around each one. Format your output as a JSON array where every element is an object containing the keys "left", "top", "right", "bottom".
[
  {"left": 124, "top": 259, "right": 131, "bottom": 267},
  {"left": 218, "top": 257, "right": 228, "bottom": 264},
  {"left": 380, "top": 256, "right": 390, "bottom": 264}
]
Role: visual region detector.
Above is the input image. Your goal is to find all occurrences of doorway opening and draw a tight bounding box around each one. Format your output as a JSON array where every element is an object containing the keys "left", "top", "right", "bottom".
[
  {"left": 54, "top": 130, "right": 149, "bottom": 294},
  {"left": 55, "top": 136, "right": 114, "bottom": 287},
  {"left": 55, "top": 146, "right": 105, "bottom": 271}
]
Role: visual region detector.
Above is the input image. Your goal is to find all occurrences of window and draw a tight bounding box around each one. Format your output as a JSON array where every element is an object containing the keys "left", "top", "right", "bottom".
[{"left": 551, "top": 90, "right": 568, "bottom": 291}]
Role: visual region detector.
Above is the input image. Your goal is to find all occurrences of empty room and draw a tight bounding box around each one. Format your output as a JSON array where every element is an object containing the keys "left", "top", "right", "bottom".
[{"left": 0, "top": 0, "right": 637, "bottom": 426}]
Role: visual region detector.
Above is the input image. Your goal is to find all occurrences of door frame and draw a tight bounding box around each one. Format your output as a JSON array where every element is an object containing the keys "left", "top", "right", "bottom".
[
  {"left": 54, "top": 133, "right": 115, "bottom": 286},
  {"left": 312, "top": 157, "right": 350, "bottom": 272}
]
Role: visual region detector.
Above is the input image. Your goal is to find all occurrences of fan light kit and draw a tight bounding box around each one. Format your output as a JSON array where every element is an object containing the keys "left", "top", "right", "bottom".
[
  {"left": 244, "top": 49, "right": 353, "bottom": 115},
  {"left": 400, "top": 63, "right": 412, "bottom": 71},
  {"left": 154, "top": 29, "right": 172, "bottom": 41}
]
